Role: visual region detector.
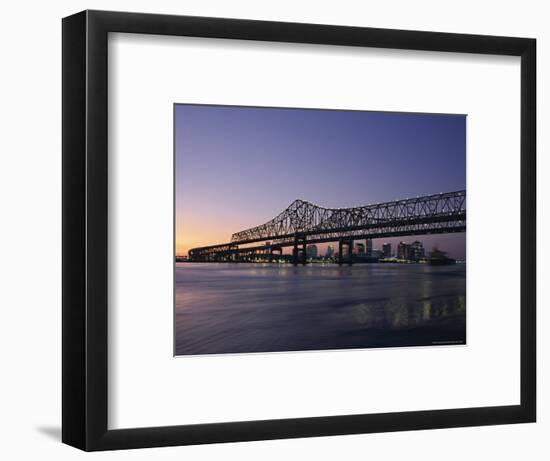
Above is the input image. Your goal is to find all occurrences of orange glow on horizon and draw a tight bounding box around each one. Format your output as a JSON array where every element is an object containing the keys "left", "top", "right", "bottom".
[
  {"left": 175, "top": 211, "right": 263, "bottom": 257},
  {"left": 176, "top": 228, "right": 232, "bottom": 257}
]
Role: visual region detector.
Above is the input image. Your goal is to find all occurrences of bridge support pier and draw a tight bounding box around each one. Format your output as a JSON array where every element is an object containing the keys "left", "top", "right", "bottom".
[
  {"left": 293, "top": 234, "right": 307, "bottom": 266},
  {"left": 270, "top": 247, "right": 283, "bottom": 263},
  {"left": 338, "top": 238, "right": 354, "bottom": 266}
]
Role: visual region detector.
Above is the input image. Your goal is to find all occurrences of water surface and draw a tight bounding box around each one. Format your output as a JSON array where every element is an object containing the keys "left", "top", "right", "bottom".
[{"left": 175, "top": 263, "right": 466, "bottom": 355}]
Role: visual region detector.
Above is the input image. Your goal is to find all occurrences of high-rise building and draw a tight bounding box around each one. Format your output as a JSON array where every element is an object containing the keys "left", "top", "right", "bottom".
[
  {"left": 306, "top": 244, "right": 318, "bottom": 259},
  {"left": 409, "top": 241, "right": 425, "bottom": 261},
  {"left": 366, "top": 239, "right": 373, "bottom": 256},
  {"left": 355, "top": 242, "right": 365, "bottom": 256},
  {"left": 325, "top": 245, "right": 334, "bottom": 258},
  {"left": 382, "top": 242, "right": 392, "bottom": 258},
  {"left": 397, "top": 241, "right": 410, "bottom": 260}
]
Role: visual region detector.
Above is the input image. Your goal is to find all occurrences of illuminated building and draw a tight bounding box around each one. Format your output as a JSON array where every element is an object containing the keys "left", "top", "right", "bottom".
[
  {"left": 409, "top": 241, "right": 425, "bottom": 261},
  {"left": 397, "top": 241, "right": 410, "bottom": 260},
  {"left": 382, "top": 242, "right": 392, "bottom": 258},
  {"left": 366, "top": 238, "right": 373, "bottom": 256},
  {"left": 306, "top": 244, "right": 318, "bottom": 258}
]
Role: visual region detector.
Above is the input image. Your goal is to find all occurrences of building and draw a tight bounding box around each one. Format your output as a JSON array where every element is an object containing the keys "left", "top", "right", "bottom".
[
  {"left": 409, "top": 241, "right": 425, "bottom": 261},
  {"left": 306, "top": 244, "right": 318, "bottom": 259},
  {"left": 366, "top": 239, "right": 373, "bottom": 256},
  {"left": 397, "top": 241, "right": 410, "bottom": 260},
  {"left": 371, "top": 249, "right": 382, "bottom": 259},
  {"left": 382, "top": 242, "right": 392, "bottom": 258},
  {"left": 325, "top": 245, "right": 335, "bottom": 258},
  {"left": 355, "top": 242, "right": 365, "bottom": 256}
]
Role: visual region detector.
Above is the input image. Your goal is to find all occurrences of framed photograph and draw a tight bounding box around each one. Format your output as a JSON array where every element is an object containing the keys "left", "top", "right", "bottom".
[{"left": 62, "top": 10, "right": 536, "bottom": 451}]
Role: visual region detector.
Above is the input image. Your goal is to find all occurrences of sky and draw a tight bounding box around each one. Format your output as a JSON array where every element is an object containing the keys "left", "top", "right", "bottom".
[{"left": 175, "top": 104, "right": 466, "bottom": 259}]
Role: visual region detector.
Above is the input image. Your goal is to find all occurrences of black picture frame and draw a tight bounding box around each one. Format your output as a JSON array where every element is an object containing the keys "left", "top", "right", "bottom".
[{"left": 62, "top": 10, "right": 536, "bottom": 451}]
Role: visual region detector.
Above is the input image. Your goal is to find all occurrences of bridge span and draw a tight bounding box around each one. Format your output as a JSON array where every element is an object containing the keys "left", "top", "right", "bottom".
[{"left": 187, "top": 190, "right": 466, "bottom": 265}]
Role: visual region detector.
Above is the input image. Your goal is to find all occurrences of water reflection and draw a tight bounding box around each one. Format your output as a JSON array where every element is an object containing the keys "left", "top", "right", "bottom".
[{"left": 175, "top": 263, "right": 466, "bottom": 355}]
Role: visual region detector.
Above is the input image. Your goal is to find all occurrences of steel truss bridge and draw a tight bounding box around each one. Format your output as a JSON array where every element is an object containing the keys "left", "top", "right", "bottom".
[{"left": 188, "top": 190, "right": 466, "bottom": 265}]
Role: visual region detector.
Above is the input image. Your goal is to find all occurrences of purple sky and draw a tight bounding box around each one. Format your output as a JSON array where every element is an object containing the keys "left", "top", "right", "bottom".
[{"left": 175, "top": 104, "right": 466, "bottom": 259}]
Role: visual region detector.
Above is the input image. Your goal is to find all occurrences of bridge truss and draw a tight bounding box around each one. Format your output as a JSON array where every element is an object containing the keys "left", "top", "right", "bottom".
[{"left": 187, "top": 190, "right": 466, "bottom": 263}]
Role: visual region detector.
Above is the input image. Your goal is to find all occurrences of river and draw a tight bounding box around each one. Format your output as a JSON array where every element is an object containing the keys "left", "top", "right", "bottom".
[{"left": 175, "top": 262, "right": 466, "bottom": 355}]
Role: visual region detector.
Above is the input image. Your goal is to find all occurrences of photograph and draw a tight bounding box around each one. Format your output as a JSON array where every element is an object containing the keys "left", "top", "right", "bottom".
[{"left": 174, "top": 104, "right": 466, "bottom": 356}]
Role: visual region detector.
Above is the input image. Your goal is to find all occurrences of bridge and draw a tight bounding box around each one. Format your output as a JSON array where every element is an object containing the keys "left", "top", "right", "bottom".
[{"left": 187, "top": 190, "right": 466, "bottom": 265}]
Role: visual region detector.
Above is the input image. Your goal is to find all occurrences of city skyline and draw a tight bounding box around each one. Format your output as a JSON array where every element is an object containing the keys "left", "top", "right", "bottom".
[
  {"left": 241, "top": 238, "right": 460, "bottom": 261},
  {"left": 175, "top": 104, "right": 466, "bottom": 259},
  {"left": 303, "top": 238, "right": 458, "bottom": 258}
]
